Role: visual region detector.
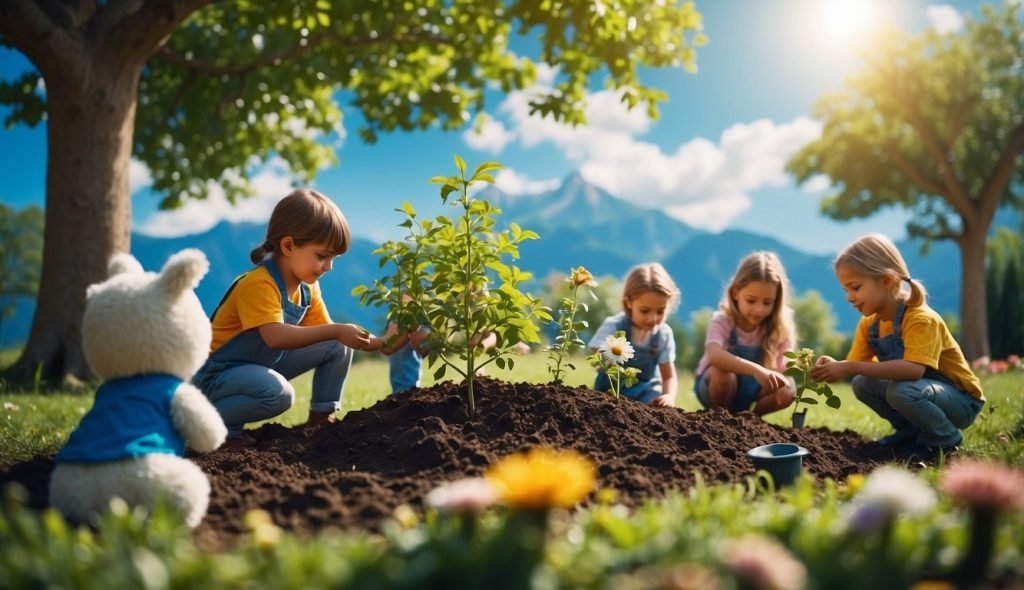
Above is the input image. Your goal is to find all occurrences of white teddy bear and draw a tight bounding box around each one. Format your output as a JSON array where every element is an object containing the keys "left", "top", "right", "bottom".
[{"left": 49, "top": 249, "right": 227, "bottom": 528}]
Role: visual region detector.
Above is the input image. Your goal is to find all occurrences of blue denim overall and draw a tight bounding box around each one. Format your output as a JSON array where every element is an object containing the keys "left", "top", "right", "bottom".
[
  {"left": 193, "top": 260, "right": 353, "bottom": 436},
  {"left": 594, "top": 315, "right": 663, "bottom": 404},
  {"left": 694, "top": 327, "right": 764, "bottom": 413},
  {"left": 852, "top": 302, "right": 983, "bottom": 448},
  {"left": 389, "top": 342, "right": 423, "bottom": 394}
]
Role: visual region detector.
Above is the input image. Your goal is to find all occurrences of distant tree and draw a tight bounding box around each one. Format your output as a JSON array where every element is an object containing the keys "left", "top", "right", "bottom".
[
  {"left": 787, "top": 3, "right": 1024, "bottom": 361},
  {"left": 986, "top": 228, "right": 1024, "bottom": 357},
  {"left": 684, "top": 307, "right": 715, "bottom": 372},
  {"left": 0, "top": 0, "right": 706, "bottom": 383},
  {"left": 791, "top": 289, "right": 845, "bottom": 359},
  {"left": 666, "top": 315, "right": 690, "bottom": 371},
  {"left": 0, "top": 204, "right": 43, "bottom": 344}
]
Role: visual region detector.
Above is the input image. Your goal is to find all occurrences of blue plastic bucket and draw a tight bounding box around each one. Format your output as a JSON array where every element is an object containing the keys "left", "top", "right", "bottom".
[{"left": 746, "top": 443, "right": 810, "bottom": 487}]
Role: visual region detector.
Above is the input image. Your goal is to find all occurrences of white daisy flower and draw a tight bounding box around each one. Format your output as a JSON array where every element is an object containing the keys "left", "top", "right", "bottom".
[
  {"left": 846, "top": 466, "right": 936, "bottom": 531},
  {"left": 600, "top": 334, "right": 635, "bottom": 365}
]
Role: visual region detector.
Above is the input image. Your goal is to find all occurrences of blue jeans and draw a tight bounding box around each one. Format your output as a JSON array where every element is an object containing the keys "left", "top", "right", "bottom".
[
  {"left": 196, "top": 340, "right": 352, "bottom": 436},
  {"left": 852, "top": 375, "right": 983, "bottom": 448}
]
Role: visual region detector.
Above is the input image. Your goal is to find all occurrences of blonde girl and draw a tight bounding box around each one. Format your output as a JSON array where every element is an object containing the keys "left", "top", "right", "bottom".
[
  {"left": 193, "top": 189, "right": 381, "bottom": 448},
  {"left": 694, "top": 251, "right": 797, "bottom": 415},
  {"left": 812, "top": 234, "right": 983, "bottom": 459},
  {"left": 588, "top": 263, "right": 680, "bottom": 406}
]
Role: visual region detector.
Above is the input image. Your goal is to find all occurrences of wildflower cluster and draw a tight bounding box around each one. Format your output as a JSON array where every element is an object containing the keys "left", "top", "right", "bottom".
[
  {"left": 546, "top": 266, "right": 598, "bottom": 384},
  {"left": 971, "top": 354, "right": 1022, "bottom": 376},
  {"left": 587, "top": 331, "right": 641, "bottom": 399}
]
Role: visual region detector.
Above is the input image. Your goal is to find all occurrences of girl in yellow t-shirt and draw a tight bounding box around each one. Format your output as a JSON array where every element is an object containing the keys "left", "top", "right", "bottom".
[
  {"left": 812, "top": 234, "right": 984, "bottom": 461},
  {"left": 193, "top": 189, "right": 382, "bottom": 448}
]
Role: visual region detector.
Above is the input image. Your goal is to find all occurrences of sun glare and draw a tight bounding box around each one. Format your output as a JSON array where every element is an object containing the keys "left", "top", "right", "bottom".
[{"left": 822, "top": 0, "right": 877, "bottom": 41}]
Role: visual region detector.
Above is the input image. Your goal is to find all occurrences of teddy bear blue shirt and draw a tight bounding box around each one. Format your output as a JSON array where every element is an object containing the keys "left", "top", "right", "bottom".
[{"left": 56, "top": 374, "right": 186, "bottom": 463}]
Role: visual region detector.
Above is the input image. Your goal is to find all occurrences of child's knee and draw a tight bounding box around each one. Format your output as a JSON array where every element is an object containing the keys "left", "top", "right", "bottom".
[
  {"left": 884, "top": 380, "right": 922, "bottom": 410},
  {"left": 707, "top": 368, "right": 737, "bottom": 395},
  {"left": 850, "top": 375, "right": 873, "bottom": 400}
]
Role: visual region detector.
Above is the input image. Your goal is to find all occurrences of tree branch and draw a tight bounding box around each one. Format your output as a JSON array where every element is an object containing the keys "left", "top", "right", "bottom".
[
  {"left": 0, "top": 0, "right": 78, "bottom": 73},
  {"left": 976, "top": 120, "right": 1024, "bottom": 223},
  {"left": 885, "top": 66, "right": 975, "bottom": 218},
  {"left": 155, "top": 30, "right": 451, "bottom": 75},
  {"left": 101, "top": 0, "right": 214, "bottom": 64},
  {"left": 882, "top": 141, "right": 949, "bottom": 199}
]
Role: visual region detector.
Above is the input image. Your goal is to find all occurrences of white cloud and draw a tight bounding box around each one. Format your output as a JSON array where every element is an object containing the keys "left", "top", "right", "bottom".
[
  {"left": 926, "top": 5, "right": 964, "bottom": 34},
  {"left": 129, "top": 159, "right": 152, "bottom": 194},
  {"left": 463, "top": 117, "right": 515, "bottom": 154},
  {"left": 135, "top": 159, "right": 298, "bottom": 237},
  {"left": 801, "top": 174, "right": 832, "bottom": 194},
  {"left": 470, "top": 63, "right": 824, "bottom": 231},
  {"left": 493, "top": 169, "right": 561, "bottom": 195}
]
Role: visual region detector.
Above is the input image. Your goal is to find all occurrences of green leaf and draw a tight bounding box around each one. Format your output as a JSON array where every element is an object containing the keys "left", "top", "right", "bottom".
[
  {"left": 401, "top": 201, "right": 416, "bottom": 217},
  {"left": 473, "top": 161, "right": 503, "bottom": 177},
  {"left": 802, "top": 398, "right": 819, "bottom": 405},
  {"left": 826, "top": 396, "right": 842, "bottom": 409},
  {"left": 433, "top": 365, "right": 447, "bottom": 380},
  {"left": 453, "top": 154, "right": 467, "bottom": 175},
  {"left": 496, "top": 357, "right": 506, "bottom": 369}
]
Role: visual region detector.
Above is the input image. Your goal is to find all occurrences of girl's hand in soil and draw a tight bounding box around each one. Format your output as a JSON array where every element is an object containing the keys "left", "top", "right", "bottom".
[
  {"left": 652, "top": 393, "right": 676, "bottom": 407},
  {"left": 811, "top": 356, "right": 847, "bottom": 382},
  {"left": 754, "top": 368, "right": 787, "bottom": 393}
]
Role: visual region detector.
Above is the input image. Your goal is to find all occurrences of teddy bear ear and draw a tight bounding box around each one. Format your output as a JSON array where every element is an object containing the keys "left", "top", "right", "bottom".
[
  {"left": 108, "top": 253, "right": 144, "bottom": 277},
  {"left": 157, "top": 248, "right": 210, "bottom": 296}
]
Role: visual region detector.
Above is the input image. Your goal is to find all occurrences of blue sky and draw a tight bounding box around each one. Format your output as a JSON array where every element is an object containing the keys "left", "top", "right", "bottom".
[{"left": 0, "top": 0, "right": 991, "bottom": 254}]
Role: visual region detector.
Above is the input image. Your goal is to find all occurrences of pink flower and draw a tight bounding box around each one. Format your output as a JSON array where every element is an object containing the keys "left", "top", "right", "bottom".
[
  {"left": 939, "top": 459, "right": 1024, "bottom": 510},
  {"left": 971, "top": 356, "right": 990, "bottom": 371},
  {"left": 1007, "top": 353, "right": 1021, "bottom": 367},
  {"left": 989, "top": 360, "right": 1008, "bottom": 374},
  {"left": 722, "top": 534, "right": 807, "bottom": 590},
  {"left": 425, "top": 477, "right": 498, "bottom": 513}
]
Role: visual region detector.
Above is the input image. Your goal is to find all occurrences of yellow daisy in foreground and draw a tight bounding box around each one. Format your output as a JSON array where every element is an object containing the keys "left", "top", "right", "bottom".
[{"left": 486, "top": 447, "right": 596, "bottom": 509}]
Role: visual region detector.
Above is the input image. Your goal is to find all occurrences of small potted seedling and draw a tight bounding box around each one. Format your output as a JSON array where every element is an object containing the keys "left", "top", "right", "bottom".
[{"left": 783, "top": 348, "right": 841, "bottom": 429}]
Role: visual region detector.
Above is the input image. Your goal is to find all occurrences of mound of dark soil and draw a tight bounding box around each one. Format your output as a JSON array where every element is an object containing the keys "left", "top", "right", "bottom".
[{"left": 2, "top": 378, "right": 897, "bottom": 550}]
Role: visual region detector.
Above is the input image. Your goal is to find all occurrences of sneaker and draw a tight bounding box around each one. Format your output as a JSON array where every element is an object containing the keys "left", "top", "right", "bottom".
[
  {"left": 900, "top": 442, "right": 959, "bottom": 463},
  {"left": 221, "top": 432, "right": 257, "bottom": 450},
  {"left": 877, "top": 429, "right": 919, "bottom": 448},
  {"left": 302, "top": 410, "right": 338, "bottom": 428}
]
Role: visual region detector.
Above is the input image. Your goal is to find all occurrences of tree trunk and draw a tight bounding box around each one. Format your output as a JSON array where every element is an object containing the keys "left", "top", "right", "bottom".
[
  {"left": 8, "top": 60, "right": 140, "bottom": 385},
  {"left": 958, "top": 229, "right": 990, "bottom": 362}
]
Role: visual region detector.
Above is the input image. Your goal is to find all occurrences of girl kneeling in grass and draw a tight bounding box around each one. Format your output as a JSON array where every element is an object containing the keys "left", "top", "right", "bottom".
[{"left": 812, "top": 234, "right": 984, "bottom": 460}]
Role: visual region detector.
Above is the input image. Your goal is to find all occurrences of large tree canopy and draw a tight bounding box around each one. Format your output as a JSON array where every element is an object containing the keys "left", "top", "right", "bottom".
[
  {"left": 0, "top": 0, "right": 705, "bottom": 383},
  {"left": 787, "top": 2, "right": 1024, "bottom": 361}
]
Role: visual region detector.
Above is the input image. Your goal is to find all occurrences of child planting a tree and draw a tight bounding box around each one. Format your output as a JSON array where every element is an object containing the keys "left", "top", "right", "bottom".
[
  {"left": 694, "top": 251, "right": 798, "bottom": 416},
  {"left": 588, "top": 263, "right": 679, "bottom": 406},
  {"left": 193, "top": 189, "right": 381, "bottom": 448},
  {"left": 812, "top": 234, "right": 984, "bottom": 460}
]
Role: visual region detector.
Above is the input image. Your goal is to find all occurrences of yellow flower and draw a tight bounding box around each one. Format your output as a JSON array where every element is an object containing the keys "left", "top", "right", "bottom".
[
  {"left": 909, "top": 582, "right": 956, "bottom": 590},
  {"left": 568, "top": 266, "right": 597, "bottom": 288},
  {"left": 486, "top": 447, "right": 596, "bottom": 509},
  {"left": 243, "top": 509, "right": 282, "bottom": 550}
]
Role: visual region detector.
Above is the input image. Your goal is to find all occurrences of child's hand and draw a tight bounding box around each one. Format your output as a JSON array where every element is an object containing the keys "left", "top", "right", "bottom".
[
  {"left": 755, "top": 368, "right": 788, "bottom": 393},
  {"left": 652, "top": 393, "right": 676, "bottom": 407},
  {"left": 364, "top": 336, "right": 384, "bottom": 352},
  {"left": 337, "top": 323, "right": 373, "bottom": 350},
  {"left": 811, "top": 356, "right": 845, "bottom": 382}
]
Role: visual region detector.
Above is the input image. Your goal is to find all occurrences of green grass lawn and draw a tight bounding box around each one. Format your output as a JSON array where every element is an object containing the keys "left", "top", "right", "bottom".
[{"left": 2, "top": 349, "right": 1022, "bottom": 465}]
